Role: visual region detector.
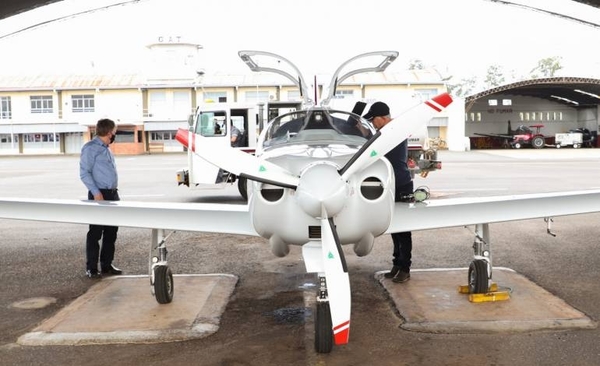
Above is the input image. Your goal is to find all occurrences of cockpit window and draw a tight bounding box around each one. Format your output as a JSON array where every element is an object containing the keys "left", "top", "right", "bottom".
[{"left": 262, "top": 108, "right": 373, "bottom": 149}]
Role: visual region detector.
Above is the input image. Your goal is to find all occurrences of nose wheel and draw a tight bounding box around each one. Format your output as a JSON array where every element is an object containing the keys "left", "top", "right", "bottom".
[{"left": 314, "top": 275, "right": 333, "bottom": 353}]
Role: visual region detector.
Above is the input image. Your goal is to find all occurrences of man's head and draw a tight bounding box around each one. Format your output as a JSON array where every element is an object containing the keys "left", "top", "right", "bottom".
[
  {"left": 362, "top": 102, "right": 391, "bottom": 130},
  {"left": 96, "top": 118, "right": 117, "bottom": 144}
]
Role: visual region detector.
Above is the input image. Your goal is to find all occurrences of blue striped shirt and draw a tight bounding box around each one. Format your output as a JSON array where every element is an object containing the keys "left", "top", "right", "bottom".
[{"left": 79, "top": 137, "right": 118, "bottom": 196}]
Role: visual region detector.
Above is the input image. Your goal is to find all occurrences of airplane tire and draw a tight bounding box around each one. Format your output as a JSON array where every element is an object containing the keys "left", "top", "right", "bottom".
[
  {"left": 237, "top": 177, "right": 248, "bottom": 201},
  {"left": 154, "top": 265, "right": 174, "bottom": 304},
  {"left": 468, "top": 259, "right": 488, "bottom": 294},
  {"left": 532, "top": 136, "right": 545, "bottom": 149},
  {"left": 314, "top": 301, "right": 333, "bottom": 353}
]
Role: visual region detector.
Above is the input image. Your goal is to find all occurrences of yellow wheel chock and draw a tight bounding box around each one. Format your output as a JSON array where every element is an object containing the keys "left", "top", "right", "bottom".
[{"left": 458, "top": 283, "right": 511, "bottom": 303}]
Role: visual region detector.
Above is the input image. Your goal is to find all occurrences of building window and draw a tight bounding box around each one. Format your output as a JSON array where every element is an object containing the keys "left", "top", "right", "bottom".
[
  {"left": 334, "top": 90, "right": 354, "bottom": 99},
  {"left": 173, "top": 91, "right": 191, "bottom": 114},
  {"left": 415, "top": 88, "right": 437, "bottom": 100},
  {"left": 287, "top": 90, "right": 301, "bottom": 101},
  {"left": 72, "top": 94, "right": 95, "bottom": 113},
  {"left": 204, "top": 91, "right": 226, "bottom": 103},
  {"left": 30, "top": 96, "right": 53, "bottom": 114},
  {"left": 22, "top": 133, "right": 60, "bottom": 142},
  {"left": 148, "top": 91, "right": 167, "bottom": 117},
  {"left": 151, "top": 131, "right": 176, "bottom": 141},
  {"left": 0, "top": 96, "right": 11, "bottom": 119},
  {"left": 244, "top": 90, "right": 270, "bottom": 103}
]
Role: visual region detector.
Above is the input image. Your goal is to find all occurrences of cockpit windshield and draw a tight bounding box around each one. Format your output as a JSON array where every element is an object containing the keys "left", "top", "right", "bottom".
[{"left": 261, "top": 108, "right": 374, "bottom": 150}]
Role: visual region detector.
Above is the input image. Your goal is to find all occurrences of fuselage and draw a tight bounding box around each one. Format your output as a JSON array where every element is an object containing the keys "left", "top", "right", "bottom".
[{"left": 248, "top": 107, "right": 395, "bottom": 257}]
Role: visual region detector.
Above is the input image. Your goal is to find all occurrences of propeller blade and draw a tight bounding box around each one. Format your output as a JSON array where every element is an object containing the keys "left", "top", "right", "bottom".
[
  {"left": 176, "top": 128, "right": 300, "bottom": 189},
  {"left": 320, "top": 211, "right": 351, "bottom": 345},
  {"left": 339, "top": 93, "right": 453, "bottom": 181}
]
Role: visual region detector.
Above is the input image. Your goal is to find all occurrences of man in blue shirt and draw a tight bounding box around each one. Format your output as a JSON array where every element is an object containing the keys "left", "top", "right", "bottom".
[
  {"left": 79, "top": 118, "right": 122, "bottom": 279},
  {"left": 363, "top": 102, "right": 414, "bottom": 283}
]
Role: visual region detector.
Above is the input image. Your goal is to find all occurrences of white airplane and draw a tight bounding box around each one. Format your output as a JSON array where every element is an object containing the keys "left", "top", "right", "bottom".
[{"left": 2, "top": 50, "right": 600, "bottom": 354}]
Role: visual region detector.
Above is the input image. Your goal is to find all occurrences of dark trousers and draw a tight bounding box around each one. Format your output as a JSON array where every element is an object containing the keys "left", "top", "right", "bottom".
[
  {"left": 86, "top": 189, "right": 119, "bottom": 271},
  {"left": 391, "top": 181, "right": 414, "bottom": 272}
]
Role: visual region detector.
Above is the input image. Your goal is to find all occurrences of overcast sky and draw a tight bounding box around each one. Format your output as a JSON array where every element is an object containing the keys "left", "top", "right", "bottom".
[{"left": 0, "top": 0, "right": 599, "bottom": 85}]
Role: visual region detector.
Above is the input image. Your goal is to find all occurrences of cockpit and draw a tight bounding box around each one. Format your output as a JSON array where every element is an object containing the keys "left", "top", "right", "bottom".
[{"left": 261, "top": 108, "right": 374, "bottom": 150}]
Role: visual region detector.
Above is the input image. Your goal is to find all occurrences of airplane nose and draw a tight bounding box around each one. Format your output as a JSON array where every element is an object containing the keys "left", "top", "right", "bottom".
[{"left": 295, "top": 162, "right": 348, "bottom": 218}]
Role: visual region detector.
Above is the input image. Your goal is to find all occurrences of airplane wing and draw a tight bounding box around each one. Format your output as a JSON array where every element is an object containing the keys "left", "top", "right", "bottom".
[
  {"left": 388, "top": 189, "right": 600, "bottom": 233},
  {"left": 0, "top": 198, "right": 258, "bottom": 236}
]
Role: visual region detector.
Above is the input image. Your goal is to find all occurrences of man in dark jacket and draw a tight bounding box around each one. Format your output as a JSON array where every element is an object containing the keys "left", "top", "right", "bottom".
[{"left": 363, "top": 102, "right": 413, "bottom": 283}]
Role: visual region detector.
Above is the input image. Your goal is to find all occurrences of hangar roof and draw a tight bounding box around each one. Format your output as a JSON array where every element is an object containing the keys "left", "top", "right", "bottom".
[
  {"left": 3, "top": 1, "right": 600, "bottom": 113},
  {"left": 466, "top": 77, "right": 600, "bottom": 111},
  {"left": 1, "top": 0, "right": 599, "bottom": 23}
]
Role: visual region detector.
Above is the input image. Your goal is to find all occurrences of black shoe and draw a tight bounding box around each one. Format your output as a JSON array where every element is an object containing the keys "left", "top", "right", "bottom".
[
  {"left": 384, "top": 266, "right": 401, "bottom": 279},
  {"left": 86, "top": 269, "right": 102, "bottom": 279},
  {"left": 101, "top": 264, "right": 122, "bottom": 275},
  {"left": 392, "top": 271, "right": 411, "bottom": 283}
]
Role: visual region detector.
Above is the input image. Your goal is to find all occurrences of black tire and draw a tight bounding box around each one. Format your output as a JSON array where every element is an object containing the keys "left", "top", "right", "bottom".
[
  {"left": 154, "top": 265, "right": 174, "bottom": 304},
  {"left": 531, "top": 136, "right": 545, "bottom": 149},
  {"left": 237, "top": 177, "right": 248, "bottom": 201},
  {"left": 314, "top": 301, "right": 333, "bottom": 353},
  {"left": 468, "top": 259, "right": 489, "bottom": 294}
]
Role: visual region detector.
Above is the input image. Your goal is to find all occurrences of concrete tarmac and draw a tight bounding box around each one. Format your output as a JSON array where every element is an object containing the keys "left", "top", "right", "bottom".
[{"left": 3, "top": 151, "right": 600, "bottom": 365}]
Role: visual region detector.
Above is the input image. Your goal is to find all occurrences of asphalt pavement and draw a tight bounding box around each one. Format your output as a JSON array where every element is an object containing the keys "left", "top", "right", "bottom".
[{"left": 2, "top": 149, "right": 600, "bottom": 365}]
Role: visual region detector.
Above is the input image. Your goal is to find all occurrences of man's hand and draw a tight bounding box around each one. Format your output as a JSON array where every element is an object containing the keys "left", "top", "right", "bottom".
[{"left": 93, "top": 193, "right": 104, "bottom": 201}]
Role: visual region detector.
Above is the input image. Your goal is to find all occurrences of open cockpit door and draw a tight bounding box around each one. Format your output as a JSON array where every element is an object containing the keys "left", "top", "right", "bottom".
[
  {"left": 238, "top": 50, "right": 314, "bottom": 109},
  {"left": 321, "top": 51, "right": 398, "bottom": 107}
]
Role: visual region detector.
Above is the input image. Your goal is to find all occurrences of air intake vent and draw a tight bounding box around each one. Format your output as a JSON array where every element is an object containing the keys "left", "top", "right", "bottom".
[
  {"left": 308, "top": 226, "right": 321, "bottom": 239},
  {"left": 361, "top": 177, "right": 384, "bottom": 200}
]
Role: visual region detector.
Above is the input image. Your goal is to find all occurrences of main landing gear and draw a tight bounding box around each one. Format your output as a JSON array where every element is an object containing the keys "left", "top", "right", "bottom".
[
  {"left": 462, "top": 223, "right": 510, "bottom": 302},
  {"left": 150, "top": 229, "right": 174, "bottom": 304}
]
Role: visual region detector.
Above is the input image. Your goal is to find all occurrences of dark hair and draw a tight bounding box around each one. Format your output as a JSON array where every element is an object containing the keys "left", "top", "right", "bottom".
[{"left": 96, "top": 118, "right": 116, "bottom": 137}]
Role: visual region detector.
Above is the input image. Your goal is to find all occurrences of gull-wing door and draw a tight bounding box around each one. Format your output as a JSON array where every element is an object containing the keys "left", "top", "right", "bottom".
[
  {"left": 238, "top": 50, "right": 314, "bottom": 109},
  {"left": 320, "top": 51, "right": 399, "bottom": 107}
]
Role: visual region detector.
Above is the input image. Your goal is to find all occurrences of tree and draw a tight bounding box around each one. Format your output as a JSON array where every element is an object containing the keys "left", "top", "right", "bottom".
[
  {"left": 529, "top": 56, "right": 563, "bottom": 78},
  {"left": 408, "top": 59, "right": 425, "bottom": 70},
  {"left": 484, "top": 64, "right": 506, "bottom": 89},
  {"left": 447, "top": 76, "right": 478, "bottom": 98}
]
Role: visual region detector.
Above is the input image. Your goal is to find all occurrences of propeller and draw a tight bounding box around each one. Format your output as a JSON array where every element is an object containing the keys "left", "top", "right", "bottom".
[{"left": 339, "top": 92, "right": 453, "bottom": 181}]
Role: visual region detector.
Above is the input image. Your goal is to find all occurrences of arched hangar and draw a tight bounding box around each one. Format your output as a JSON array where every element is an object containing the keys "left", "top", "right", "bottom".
[{"left": 465, "top": 77, "right": 600, "bottom": 149}]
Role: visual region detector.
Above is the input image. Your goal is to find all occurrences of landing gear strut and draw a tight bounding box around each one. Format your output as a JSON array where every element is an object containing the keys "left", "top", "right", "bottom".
[{"left": 149, "top": 229, "right": 174, "bottom": 304}]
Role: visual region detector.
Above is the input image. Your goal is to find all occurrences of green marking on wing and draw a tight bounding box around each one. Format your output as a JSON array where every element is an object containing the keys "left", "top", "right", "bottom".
[{"left": 370, "top": 150, "right": 378, "bottom": 157}]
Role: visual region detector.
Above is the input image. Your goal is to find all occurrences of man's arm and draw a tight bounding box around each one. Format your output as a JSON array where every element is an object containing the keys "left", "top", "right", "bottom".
[{"left": 79, "top": 145, "right": 101, "bottom": 199}]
